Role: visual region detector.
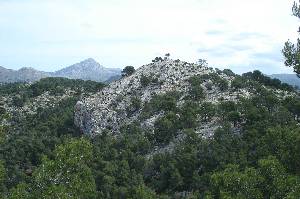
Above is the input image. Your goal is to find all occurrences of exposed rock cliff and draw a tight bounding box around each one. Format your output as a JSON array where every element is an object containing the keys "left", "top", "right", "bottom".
[{"left": 74, "top": 58, "right": 252, "bottom": 136}]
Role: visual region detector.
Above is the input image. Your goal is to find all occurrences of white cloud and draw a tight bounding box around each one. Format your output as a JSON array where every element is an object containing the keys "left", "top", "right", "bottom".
[{"left": 0, "top": 0, "right": 298, "bottom": 74}]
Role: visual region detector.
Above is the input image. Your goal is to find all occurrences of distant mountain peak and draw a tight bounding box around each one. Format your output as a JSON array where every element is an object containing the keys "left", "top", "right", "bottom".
[
  {"left": 0, "top": 58, "right": 121, "bottom": 83},
  {"left": 82, "top": 58, "right": 97, "bottom": 63},
  {"left": 53, "top": 58, "right": 120, "bottom": 82},
  {"left": 60, "top": 58, "right": 102, "bottom": 70}
]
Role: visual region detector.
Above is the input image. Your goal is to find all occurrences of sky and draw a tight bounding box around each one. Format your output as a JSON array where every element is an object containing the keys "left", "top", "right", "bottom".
[{"left": 0, "top": 0, "right": 299, "bottom": 74}]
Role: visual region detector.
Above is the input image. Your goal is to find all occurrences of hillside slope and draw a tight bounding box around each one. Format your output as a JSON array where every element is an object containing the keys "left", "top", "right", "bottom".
[{"left": 74, "top": 59, "right": 292, "bottom": 137}]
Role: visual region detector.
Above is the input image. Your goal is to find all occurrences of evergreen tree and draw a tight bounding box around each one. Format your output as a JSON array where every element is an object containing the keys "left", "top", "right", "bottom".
[{"left": 283, "top": 1, "right": 300, "bottom": 76}]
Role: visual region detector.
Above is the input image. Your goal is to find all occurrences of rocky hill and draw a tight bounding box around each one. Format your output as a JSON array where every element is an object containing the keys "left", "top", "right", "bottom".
[
  {"left": 74, "top": 58, "right": 292, "bottom": 138},
  {"left": 0, "top": 58, "right": 121, "bottom": 83}
]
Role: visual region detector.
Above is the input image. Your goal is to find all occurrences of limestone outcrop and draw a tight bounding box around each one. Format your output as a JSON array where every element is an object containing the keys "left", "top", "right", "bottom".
[{"left": 74, "top": 58, "right": 247, "bottom": 135}]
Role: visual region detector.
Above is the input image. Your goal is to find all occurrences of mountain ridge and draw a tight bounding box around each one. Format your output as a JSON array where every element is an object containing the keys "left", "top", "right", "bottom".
[
  {"left": 269, "top": 73, "right": 300, "bottom": 88},
  {"left": 0, "top": 58, "right": 121, "bottom": 83}
]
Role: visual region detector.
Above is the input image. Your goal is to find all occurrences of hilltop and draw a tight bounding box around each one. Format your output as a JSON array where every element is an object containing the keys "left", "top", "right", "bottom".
[{"left": 75, "top": 58, "right": 293, "bottom": 137}]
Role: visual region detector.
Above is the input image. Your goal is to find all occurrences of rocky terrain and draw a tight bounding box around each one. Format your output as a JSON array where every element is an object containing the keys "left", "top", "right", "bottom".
[
  {"left": 0, "top": 89, "right": 77, "bottom": 129},
  {"left": 75, "top": 58, "right": 286, "bottom": 137},
  {"left": 0, "top": 77, "right": 105, "bottom": 129},
  {"left": 0, "top": 58, "right": 121, "bottom": 83},
  {"left": 1, "top": 89, "right": 74, "bottom": 117}
]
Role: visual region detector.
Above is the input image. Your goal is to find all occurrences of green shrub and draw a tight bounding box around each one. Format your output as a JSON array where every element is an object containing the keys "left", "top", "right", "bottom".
[
  {"left": 222, "top": 69, "right": 235, "bottom": 76},
  {"left": 231, "top": 76, "right": 246, "bottom": 90},
  {"left": 199, "top": 102, "right": 216, "bottom": 122},
  {"left": 127, "top": 97, "right": 142, "bottom": 116},
  {"left": 154, "top": 112, "right": 179, "bottom": 144},
  {"left": 12, "top": 96, "right": 25, "bottom": 107},
  {"left": 217, "top": 78, "right": 229, "bottom": 91},
  {"left": 0, "top": 107, "right": 6, "bottom": 116},
  {"left": 122, "top": 66, "right": 135, "bottom": 77},
  {"left": 189, "top": 76, "right": 205, "bottom": 100},
  {"left": 140, "top": 75, "right": 151, "bottom": 87}
]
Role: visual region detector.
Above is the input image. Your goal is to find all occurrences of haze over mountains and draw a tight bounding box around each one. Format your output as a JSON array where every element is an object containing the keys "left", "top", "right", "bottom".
[
  {"left": 0, "top": 58, "right": 121, "bottom": 83},
  {"left": 270, "top": 74, "right": 300, "bottom": 88}
]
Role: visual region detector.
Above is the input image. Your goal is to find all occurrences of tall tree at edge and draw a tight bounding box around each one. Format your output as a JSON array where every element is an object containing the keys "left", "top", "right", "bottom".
[{"left": 283, "top": 1, "right": 300, "bottom": 77}]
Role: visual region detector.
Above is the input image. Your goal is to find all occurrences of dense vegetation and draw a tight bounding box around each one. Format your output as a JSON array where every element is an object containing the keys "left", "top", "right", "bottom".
[
  {"left": 242, "top": 70, "right": 294, "bottom": 91},
  {"left": 0, "top": 71, "right": 300, "bottom": 198}
]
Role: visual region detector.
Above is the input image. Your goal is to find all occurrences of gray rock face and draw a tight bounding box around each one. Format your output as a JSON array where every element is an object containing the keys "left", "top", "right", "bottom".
[
  {"left": 74, "top": 58, "right": 245, "bottom": 135},
  {"left": 0, "top": 58, "right": 121, "bottom": 83}
]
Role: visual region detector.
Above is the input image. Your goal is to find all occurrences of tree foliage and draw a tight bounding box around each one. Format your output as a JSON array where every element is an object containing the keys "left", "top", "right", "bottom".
[
  {"left": 283, "top": 1, "right": 300, "bottom": 77},
  {"left": 122, "top": 66, "right": 135, "bottom": 77},
  {"left": 33, "top": 138, "right": 96, "bottom": 199}
]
